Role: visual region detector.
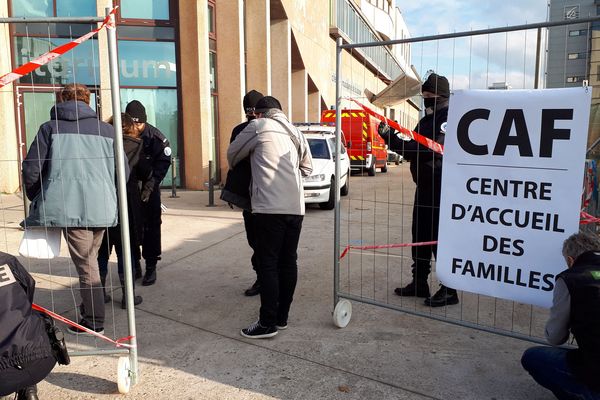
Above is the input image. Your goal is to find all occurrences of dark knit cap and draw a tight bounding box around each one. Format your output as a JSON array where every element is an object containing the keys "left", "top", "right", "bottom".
[
  {"left": 254, "top": 96, "right": 282, "bottom": 113},
  {"left": 422, "top": 73, "right": 450, "bottom": 98},
  {"left": 243, "top": 90, "right": 264, "bottom": 113},
  {"left": 125, "top": 100, "right": 147, "bottom": 123}
]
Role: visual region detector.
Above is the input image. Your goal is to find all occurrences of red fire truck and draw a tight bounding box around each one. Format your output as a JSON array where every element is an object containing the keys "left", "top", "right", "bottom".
[{"left": 321, "top": 109, "right": 388, "bottom": 176}]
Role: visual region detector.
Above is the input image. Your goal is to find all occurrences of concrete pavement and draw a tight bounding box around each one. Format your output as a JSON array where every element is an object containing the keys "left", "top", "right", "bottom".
[{"left": 0, "top": 167, "right": 550, "bottom": 399}]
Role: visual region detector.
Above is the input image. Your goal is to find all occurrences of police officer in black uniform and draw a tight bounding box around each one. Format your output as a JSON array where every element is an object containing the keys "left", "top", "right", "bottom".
[
  {"left": 385, "top": 73, "right": 459, "bottom": 307},
  {"left": 125, "top": 100, "right": 172, "bottom": 286},
  {"left": 0, "top": 252, "right": 59, "bottom": 400}
]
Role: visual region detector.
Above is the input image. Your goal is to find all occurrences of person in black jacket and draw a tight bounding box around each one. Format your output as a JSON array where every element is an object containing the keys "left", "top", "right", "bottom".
[
  {"left": 98, "top": 113, "right": 149, "bottom": 309},
  {"left": 522, "top": 232, "right": 600, "bottom": 399},
  {"left": 125, "top": 100, "right": 172, "bottom": 286},
  {"left": 0, "top": 252, "right": 56, "bottom": 400},
  {"left": 220, "top": 89, "right": 264, "bottom": 296},
  {"left": 390, "top": 73, "right": 459, "bottom": 307}
]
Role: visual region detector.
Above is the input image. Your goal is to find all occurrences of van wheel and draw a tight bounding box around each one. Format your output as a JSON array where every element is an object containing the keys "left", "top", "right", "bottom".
[
  {"left": 319, "top": 177, "right": 336, "bottom": 210},
  {"left": 341, "top": 171, "right": 349, "bottom": 196},
  {"left": 381, "top": 162, "right": 388, "bottom": 173},
  {"left": 368, "top": 158, "right": 376, "bottom": 176}
]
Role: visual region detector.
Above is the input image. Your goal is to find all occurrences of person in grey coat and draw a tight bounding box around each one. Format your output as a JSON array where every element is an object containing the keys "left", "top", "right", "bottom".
[
  {"left": 228, "top": 96, "right": 312, "bottom": 339},
  {"left": 22, "top": 83, "right": 120, "bottom": 335}
]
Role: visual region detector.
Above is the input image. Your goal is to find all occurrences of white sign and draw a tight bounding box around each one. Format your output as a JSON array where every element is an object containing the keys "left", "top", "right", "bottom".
[{"left": 437, "top": 88, "right": 591, "bottom": 308}]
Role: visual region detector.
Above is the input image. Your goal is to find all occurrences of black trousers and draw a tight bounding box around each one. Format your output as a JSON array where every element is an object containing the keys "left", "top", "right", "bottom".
[
  {"left": 142, "top": 186, "right": 162, "bottom": 263},
  {"left": 0, "top": 356, "right": 56, "bottom": 396},
  {"left": 411, "top": 177, "right": 441, "bottom": 282},
  {"left": 242, "top": 210, "right": 258, "bottom": 271},
  {"left": 254, "top": 213, "right": 303, "bottom": 327}
]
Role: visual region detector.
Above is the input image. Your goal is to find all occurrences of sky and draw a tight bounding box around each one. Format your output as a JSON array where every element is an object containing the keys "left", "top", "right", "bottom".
[{"left": 394, "top": 0, "right": 550, "bottom": 90}]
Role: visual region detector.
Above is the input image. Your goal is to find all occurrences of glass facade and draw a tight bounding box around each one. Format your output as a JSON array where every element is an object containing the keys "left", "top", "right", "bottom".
[
  {"left": 121, "top": 0, "right": 170, "bottom": 20},
  {"left": 118, "top": 41, "right": 177, "bottom": 87},
  {"left": 14, "top": 37, "right": 100, "bottom": 86},
  {"left": 11, "top": 0, "right": 96, "bottom": 17}
]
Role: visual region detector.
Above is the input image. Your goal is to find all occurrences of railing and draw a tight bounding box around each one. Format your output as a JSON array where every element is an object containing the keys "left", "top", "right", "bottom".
[{"left": 330, "top": 0, "right": 402, "bottom": 80}]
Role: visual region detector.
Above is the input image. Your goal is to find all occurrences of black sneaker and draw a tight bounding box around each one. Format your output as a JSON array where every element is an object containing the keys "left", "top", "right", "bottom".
[
  {"left": 240, "top": 321, "right": 278, "bottom": 339},
  {"left": 67, "top": 320, "right": 104, "bottom": 336},
  {"left": 244, "top": 280, "right": 260, "bottom": 296},
  {"left": 424, "top": 285, "right": 459, "bottom": 307},
  {"left": 276, "top": 321, "right": 288, "bottom": 330},
  {"left": 394, "top": 281, "right": 430, "bottom": 298}
]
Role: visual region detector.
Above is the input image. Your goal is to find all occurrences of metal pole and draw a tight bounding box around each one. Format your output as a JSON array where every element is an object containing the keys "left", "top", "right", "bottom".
[
  {"left": 333, "top": 37, "right": 343, "bottom": 308},
  {"left": 534, "top": 27, "right": 542, "bottom": 89},
  {"left": 106, "top": 7, "right": 138, "bottom": 385},
  {"left": 207, "top": 160, "right": 215, "bottom": 207},
  {"left": 170, "top": 157, "right": 179, "bottom": 198}
]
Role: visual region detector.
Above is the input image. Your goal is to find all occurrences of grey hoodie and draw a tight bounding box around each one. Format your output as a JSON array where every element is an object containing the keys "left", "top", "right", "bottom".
[{"left": 227, "top": 110, "right": 312, "bottom": 215}]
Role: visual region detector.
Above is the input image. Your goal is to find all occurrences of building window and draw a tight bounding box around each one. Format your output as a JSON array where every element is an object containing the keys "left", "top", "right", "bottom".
[
  {"left": 120, "top": 0, "right": 170, "bottom": 20},
  {"left": 568, "top": 52, "right": 587, "bottom": 60},
  {"left": 569, "top": 29, "right": 587, "bottom": 36},
  {"left": 11, "top": 0, "right": 95, "bottom": 17}
]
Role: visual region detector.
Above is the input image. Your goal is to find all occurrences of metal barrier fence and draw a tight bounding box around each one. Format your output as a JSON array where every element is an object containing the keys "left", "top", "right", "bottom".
[
  {"left": 0, "top": 8, "right": 138, "bottom": 393},
  {"left": 332, "top": 16, "right": 600, "bottom": 344}
]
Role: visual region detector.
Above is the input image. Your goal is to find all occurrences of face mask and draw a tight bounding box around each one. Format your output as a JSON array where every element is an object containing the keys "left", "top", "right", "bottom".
[{"left": 424, "top": 97, "right": 438, "bottom": 109}]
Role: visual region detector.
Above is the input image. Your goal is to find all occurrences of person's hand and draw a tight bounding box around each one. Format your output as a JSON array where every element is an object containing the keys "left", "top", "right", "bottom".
[{"left": 141, "top": 179, "right": 155, "bottom": 202}]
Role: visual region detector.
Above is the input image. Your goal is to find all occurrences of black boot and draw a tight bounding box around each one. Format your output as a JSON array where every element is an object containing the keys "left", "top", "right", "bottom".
[
  {"left": 120, "top": 278, "right": 143, "bottom": 310},
  {"left": 142, "top": 261, "right": 157, "bottom": 286},
  {"left": 424, "top": 285, "right": 459, "bottom": 307},
  {"left": 17, "top": 385, "right": 39, "bottom": 400},
  {"left": 244, "top": 280, "right": 260, "bottom": 296},
  {"left": 100, "top": 274, "right": 111, "bottom": 304},
  {"left": 394, "top": 280, "right": 430, "bottom": 298}
]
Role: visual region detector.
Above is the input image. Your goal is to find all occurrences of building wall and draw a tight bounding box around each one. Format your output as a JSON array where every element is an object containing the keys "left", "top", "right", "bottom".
[{"left": 0, "top": 2, "right": 20, "bottom": 193}]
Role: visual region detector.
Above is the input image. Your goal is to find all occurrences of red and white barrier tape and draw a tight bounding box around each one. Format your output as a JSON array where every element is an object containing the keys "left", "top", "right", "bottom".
[
  {"left": 340, "top": 240, "right": 438, "bottom": 260},
  {"left": 341, "top": 210, "right": 600, "bottom": 259},
  {"left": 32, "top": 303, "right": 135, "bottom": 349},
  {"left": 0, "top": 7, "right": 117, "bottom": 90},
  {"left": 346, "top": 98, "right": 444, "bottom": 155}
]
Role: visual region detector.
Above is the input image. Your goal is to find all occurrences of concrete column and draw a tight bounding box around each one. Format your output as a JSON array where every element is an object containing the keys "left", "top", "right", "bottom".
[
  {"left": 179, "top": 0, "right": 212, "bottom": 189},
  {"left": 308, "top": 89, "right": 320, "bottom": 122},
  {"left": 0, "top": 2, "right": 19, "bottom": 193},
  {"left": 216, "top": 0, "right": 245, "bottom": 179},
  {"left": 97, "top": 1, "right": 112, "bottom": 120},
  {"left": 270, "top": 19, "right": 291, "bottom": 116},
  {"left": 291, "top": 69, "right": 307, "bottom": 122},
  {"left": 245, "top": 0, "right": 270, "bottom": 94}
]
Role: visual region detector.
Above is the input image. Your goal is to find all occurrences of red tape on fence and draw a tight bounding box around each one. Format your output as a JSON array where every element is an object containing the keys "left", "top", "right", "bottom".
[
  {"left": 346, "top": 98, "right": 444, "bottom": 155},
  {"left": 32, "top": 303, "right": 135, "bottom": 349},
  {"left": 580, "top": 211, "right": 600, "bottom": 225},
  {"left": 0, "top": 7, "right": 117, "bottom": 90},
  {"left": 340, "top": 240, "right": 438, "bottom": 260}
]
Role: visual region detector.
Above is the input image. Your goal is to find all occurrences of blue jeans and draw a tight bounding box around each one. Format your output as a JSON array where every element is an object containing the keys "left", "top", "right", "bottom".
[{"left": 521, "top": 346, "right": 600, "bottom": 400}]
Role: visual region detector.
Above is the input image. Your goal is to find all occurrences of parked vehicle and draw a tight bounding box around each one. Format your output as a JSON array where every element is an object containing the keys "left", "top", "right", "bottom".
[
  {"left": 295, "top": 124, "right": 350, "bottom": 210},
  {"left": 387, "top": 149, "right": 403, "bottom": 165},
  {"left": 320, "top": 109, "right": 388, "bottom": 176}
]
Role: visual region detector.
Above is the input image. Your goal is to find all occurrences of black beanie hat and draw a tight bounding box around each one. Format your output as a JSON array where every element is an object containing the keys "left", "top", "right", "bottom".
[
  {"left": 254, "top": 96, "right": 282, "bottom": 113},
  {"left": 422, "top": 73, "right": 450, "bottom": 98},
  {"left": 243, "top": 90, "right": 264, "bottom": 113},
  {"left": 125, "top": 100, "right": 147, "bottom": 123}
]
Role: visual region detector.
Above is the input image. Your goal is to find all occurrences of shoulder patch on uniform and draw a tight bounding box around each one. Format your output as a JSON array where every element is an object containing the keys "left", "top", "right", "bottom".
[
  {"left": 0, "top": 264, "right": 17, "bottom": 287},
  {"left": 591, "top": 271, "right": 600, "bottom": 280},
  {"left": 164, "top": 147, "right": 172, "bottom": 157}
]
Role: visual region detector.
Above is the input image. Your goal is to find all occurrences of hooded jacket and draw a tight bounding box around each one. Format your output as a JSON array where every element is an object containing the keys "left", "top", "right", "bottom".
[
  {"left": 227, "top": 110, "right": 313, "bottom": 215},
  {"left": 0, "top": 252, "right": 54, "bottom": 370},
  {"left": 22, "top": 100, "right": 119, "bottom": 228}
]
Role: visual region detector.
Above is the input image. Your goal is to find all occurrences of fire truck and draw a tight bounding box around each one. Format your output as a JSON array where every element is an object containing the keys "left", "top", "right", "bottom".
[{"left": 321, "top": 109, "right": 388, "bottom": 176}]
